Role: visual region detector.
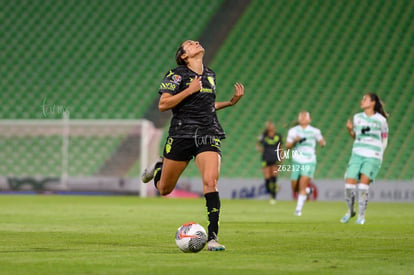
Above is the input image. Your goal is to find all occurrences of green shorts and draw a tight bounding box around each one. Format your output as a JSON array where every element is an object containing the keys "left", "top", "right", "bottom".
[
  {"left": 344, "top": 154, "right": 382, "bottom": 182},
  {"left": 290, "top": 162, "right": 316, "bottom": 181}
]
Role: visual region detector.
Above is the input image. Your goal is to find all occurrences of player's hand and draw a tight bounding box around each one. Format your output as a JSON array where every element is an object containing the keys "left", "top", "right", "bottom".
[
  {"left": 346, "top": 119, "right": 353, "bottom": 132},
  {"left": 188, "top": 76, "right": 202, "bottom": 95},
  {"left": 294, "top": 136, "right": 302, "bottom": 143},
  {"left": 230, "top": 82, "right": 244, "bottom": 105}
]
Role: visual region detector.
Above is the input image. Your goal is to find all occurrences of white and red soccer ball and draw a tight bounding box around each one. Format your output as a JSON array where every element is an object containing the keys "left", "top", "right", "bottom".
[{"left": 175, "top": 222, "right": 207, "bottom": 253}]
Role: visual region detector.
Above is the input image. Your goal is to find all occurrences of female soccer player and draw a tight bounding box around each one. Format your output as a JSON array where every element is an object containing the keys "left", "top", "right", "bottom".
[
  {"left": 256, "top": 121, "right": 283, "bottom": 204},
  {"left": 341, "top": 93, "right": 388, "bottom": 224},
  {"left": 286, "top": 111, "right": 326, "bottom": 216},
  {"left": 141, "top": 40, "right": 244, "bottom": 251}
]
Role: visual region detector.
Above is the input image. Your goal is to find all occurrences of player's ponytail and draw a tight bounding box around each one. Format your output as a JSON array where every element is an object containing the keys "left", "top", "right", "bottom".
[
  {"left": 367, "top": 92, "right": 388, "bottom": 118},
  {"left": 175, "top": 45, "right": 186, "bottom": 65}
]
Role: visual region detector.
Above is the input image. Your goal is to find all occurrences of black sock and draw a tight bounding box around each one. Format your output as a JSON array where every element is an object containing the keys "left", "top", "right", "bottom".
[
  {"left": 265, "top": 178, "right": 271, "bottom": 194},
  {"left": 271, "top": 176, "right": 277, "bottom": 199},
  {"left": 205, "top": 191, "right": 220, "bottom": 241},
  {"left": 153, "top": 162, "right": 163, "bottom": 190}
]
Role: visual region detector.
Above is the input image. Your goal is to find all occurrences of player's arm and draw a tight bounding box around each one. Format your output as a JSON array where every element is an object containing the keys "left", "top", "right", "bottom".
[
  {"left": 256, "top": 141, "right": 263, "bottom": 153},
  {"left": 319, "top": 139, "right": 326, "bottom": 147},
  {"left": 256, "top": 135, "right": 264, "bottom": 152},
  {"left": 346, "top": 119, "right": 356, "bottom": 139},
  {"left": 286, "top": 129, "right": 301, "bottom": 149},
  {"left": 158, "top": 76, "right": 202, "bottom": 112},
  {"left": 316, "top": 130, "right": 326, "bottom": 147},
  {"left": 381, "top": 120, "right": 389, "bottom": 152},
  {"left": 276, "top": 137, "right": 284, "bottom": 164},
  {"left": 286, "top": 136, "right": 302, "bottom": 149},
  {"left": 382, "top": 135, "right": 388, "bottom": 151},
  {"left": 215, "top": 83, "right": 244, "bottom": 110}
]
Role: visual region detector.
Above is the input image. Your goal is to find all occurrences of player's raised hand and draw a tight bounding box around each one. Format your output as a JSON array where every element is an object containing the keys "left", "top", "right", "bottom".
[
  {"left": 188, "top": 76, "right": 202, "bottom": 95},
  {"left": 346, "top": 119, "right": 353, "bottom": 132},
  {"left": 294, "top": 136, "right": 303, "bottom": 143},
  {"left": 230, "top": 82, "right": 244, "bottom": 106}
]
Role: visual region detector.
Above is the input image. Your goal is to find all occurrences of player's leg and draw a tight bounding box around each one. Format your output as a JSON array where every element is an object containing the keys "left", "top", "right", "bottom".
[
  {"left": 196, "top": 151, "right": 220, "bottom": 194},
  {"left": 141, "top": 156, "right": 163, "bottom": 183},
  {"left": 290, "top": 163, "right": 300, "bottom": 199},
  {"left": 264, "top": 165, "right": 276, "bottom": 203},
  {"left": 195, "top": 151, "right": 225, "bottom": 251},
  {"left": 355, "top": 174, "right": 370, "bottom": 224},
  {"left": 156, "top": 158, "right": 188, "bottom": 195},
  {"left": 291, "top": 166, "right": 299, "bottom": 196},
  {"left": 291, "top": 180, "right": 298, "bottom": 193},
  {"left": 355, "top": 158, "right": 381, "bottom": 224},
  {"left": 341, "top": 178, "right": 357, "bottom": 223},
  {"left": 262, "top": 164, "right": 272, "bottom": 199},
  {"left": 305, "top": 181, "right": 314, "bottom": 198},
  {"left": 142, "top": 137, "right": 191, "bottom": 195},
  {"left": 269, "top": 164, "right": 278, "bottom": 202},
  {"left": 341, "top": 154, "right": 361, "bottom": 223},
  {"left": 294, "top": 163, "right": 316, "bottom": 216},
  {"left": 291, "top": 179, "right": 299, "bottom": 205},
  {"left": 295, "top": 175, "right": 310, "bottom": 216}
]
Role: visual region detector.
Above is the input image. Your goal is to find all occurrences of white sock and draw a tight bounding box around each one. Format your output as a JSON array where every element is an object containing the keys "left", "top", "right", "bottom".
[
  {"left": 296, "top": 194, "right": 307, "bottom": 211},
  {"left": 357, "top": 183, "right": 369, "bottom": 219},
  {"left": 344, "top": 183, "right": 357, "bottom": 214}
]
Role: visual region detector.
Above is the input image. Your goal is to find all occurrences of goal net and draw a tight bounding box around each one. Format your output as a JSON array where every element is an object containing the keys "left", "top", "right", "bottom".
[{"left": 0, "top": 114, "right": 162, "bottom": 197}]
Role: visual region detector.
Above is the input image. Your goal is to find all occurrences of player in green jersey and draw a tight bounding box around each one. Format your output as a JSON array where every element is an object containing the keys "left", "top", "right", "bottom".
[
  {"left": 286, "top": 111, "right": 326, "bottom": 216},
  {"left": 341, "top": 93, "right": 389, "bottom": 225}
]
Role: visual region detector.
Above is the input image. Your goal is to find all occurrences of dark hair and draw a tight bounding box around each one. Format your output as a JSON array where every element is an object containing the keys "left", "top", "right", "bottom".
[
  {"left": 175, "top": 44, "right": 186, "bottom": 65},
  {"left": 367, "top": 92, "right": 388, "bottom": 118},
  {"left": 263, "top": 121, "right": 274, "bottom": 136}
]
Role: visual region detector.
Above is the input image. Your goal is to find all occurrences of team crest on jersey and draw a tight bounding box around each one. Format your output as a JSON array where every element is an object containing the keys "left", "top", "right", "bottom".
[
  {"left": 172, "top": 74, "right": 182, "bottom": 84},
  {"left": 207, "top": 76, "right": 215, "bottom": 88}
]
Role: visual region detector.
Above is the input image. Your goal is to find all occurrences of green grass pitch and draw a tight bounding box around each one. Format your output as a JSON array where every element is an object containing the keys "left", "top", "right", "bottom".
[{"left": 1, "top": 195, "right": 413, "bottom": 274}]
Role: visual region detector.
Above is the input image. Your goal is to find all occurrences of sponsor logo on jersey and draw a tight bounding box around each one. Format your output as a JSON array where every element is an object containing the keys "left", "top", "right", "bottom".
[
  {"left": 160, "top": 82, "right": 176, "bottom": 91},
  {"left": 207, "top": 76, "right": 215, "bottom": 88},
  {"left": 172, "top": 74, "right": 182, "bottom": 84},
  {"left": 200, "top": 88, "right": 213, "bottom": 93},
  {"left": 165, "top": 137, "right": 173, "bottom": 154}
]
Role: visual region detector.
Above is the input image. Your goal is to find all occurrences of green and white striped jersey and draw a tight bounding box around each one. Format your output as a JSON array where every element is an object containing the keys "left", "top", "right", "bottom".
[
  {"left": 352, "top": 112, "right": 388, "bottom": 160},
  {"left": 287, "top": 125, "right": 324, "bottom": 164}
]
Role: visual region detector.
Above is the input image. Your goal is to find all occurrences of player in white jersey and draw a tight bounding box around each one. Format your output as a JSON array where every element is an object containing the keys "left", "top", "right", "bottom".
[
  {"left": 286, "top": 111, "right": 326, "bottom": 216},
  {"left": 341, "top": 93, "right": 389, "bottom": 225}
]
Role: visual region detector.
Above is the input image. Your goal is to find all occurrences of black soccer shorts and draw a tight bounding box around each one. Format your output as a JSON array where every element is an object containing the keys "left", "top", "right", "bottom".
[{"left": 163, "top": 136, "right": 222, "bottom": 161}]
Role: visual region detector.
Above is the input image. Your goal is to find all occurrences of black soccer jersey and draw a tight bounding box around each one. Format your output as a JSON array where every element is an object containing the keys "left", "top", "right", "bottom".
[
  {"left": 158, "top": 65, "right": 225, "bottom": 139},
  {"left": 260, "top": 133, "right": 283, "bottom": 162}
]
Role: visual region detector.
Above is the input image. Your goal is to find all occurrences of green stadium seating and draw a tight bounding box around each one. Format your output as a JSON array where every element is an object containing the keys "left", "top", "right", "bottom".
[
  {"left": 1, "top": 0, "right": 224, "bottom": 120},
  {"left": 190, "top": 0, "right": 414, "bottom": 180},
  {"left": 1, "top": 0, "right": 412, "bottom": 180},
  {"left": 1, "top": 0, "right": 224, "bottom": 177}
]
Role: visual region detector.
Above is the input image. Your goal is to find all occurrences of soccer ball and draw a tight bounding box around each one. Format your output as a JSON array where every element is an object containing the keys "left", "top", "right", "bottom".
[{"left": 175, "top": 222, "right": 207, "bottom": 253}]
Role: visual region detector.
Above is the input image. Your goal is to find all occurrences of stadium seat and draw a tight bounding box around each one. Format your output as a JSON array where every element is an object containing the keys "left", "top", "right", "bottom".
[
  {"left": 1, "top": 0, "right": 412, "bottom": 180},
  {"left": 206, "top": 0, "right": 414, "bottom": 180}
]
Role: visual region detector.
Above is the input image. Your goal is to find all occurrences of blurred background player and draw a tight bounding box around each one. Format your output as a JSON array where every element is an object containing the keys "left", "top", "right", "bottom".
[
  {"left": 341, "top": 93, "right": 389, "bottom": 225},
  {"left": 286, "top": 111, "right": 326, "bottom": 216},
  {"left": 141, "top": 40, "right": 244, "bottom": 251},
  {"left": 256, "top": 121, "right": 283, "bottom": 204}
]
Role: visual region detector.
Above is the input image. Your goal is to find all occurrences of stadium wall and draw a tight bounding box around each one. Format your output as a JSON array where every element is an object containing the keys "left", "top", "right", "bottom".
[
  {"left": 1, "top": 176, "right": 412, "bottom": 202},
  {"left": 0, "top": 176, "right": 139, "bottom": 195},
  {"left": 175, "top": 178, "right": 414, "bottom": 203}
]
